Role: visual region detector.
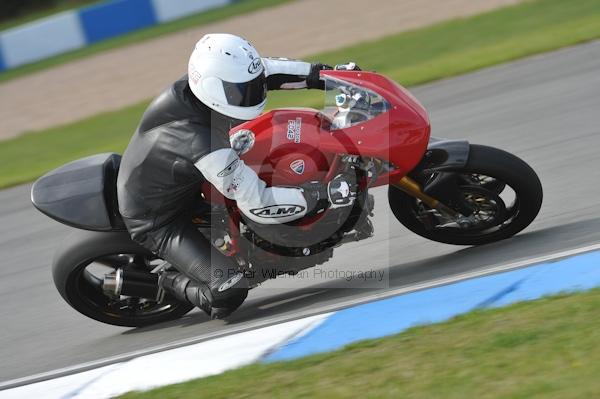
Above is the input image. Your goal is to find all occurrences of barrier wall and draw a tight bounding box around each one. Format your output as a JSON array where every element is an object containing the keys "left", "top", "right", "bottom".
[{"left": 0, "top": 0, "right": 234, "bottom": 72}]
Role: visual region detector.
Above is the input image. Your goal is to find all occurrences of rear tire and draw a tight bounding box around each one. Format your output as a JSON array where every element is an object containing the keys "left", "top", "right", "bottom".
[
  {"left": 53, "top": 230, "right": 194, "bottom": 327},
  {"left": 389, "top": 144, "right": 542, "bottom": 246}
]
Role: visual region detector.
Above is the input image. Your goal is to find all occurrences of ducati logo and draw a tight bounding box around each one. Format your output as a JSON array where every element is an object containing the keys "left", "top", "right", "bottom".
[
  {"left": 290, "top": 159, "right": 305, "bottom": 175},
  {"left": 250, "top": 204, "right": 306, "bottom": 218},
  {"left": 248, "top": 58, "right": 262, "bottom": 74}
]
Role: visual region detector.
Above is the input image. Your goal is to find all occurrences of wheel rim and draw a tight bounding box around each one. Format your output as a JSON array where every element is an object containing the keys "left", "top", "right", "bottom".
[{"left": 412, "top": 172, "right": 522, "bottom": 238}]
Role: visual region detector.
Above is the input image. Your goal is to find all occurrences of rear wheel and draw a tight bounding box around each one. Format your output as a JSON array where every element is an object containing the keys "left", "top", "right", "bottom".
[
  {"left": 52, "top": 230, "right": 194, "bottom": 327},
  {"left": 389, "top": 144, "right": 542, "bottom": 246}
]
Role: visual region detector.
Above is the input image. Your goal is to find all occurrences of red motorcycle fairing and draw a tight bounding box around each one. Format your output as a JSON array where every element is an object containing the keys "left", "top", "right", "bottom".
[
  {"left": 319, "top": 70, "right": 431, "bottom": 178},
  {"left": 234, "top": 108, "right": 332, "bottom": 186},
  {"left": 227, "top": 70, "right": 430, "bottom": 190}
]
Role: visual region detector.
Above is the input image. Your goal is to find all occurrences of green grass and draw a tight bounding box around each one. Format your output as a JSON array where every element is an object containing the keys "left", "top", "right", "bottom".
[
  {"left": 2, "top": 0, "right": 600, "bottom": 188},
  {"left": 0, "top": 0, "right": 292, "bottom": 83},
  {"left": 121, "top": 288, "right": 600, "bottom": 398},
  {"left": 0, "top": 102, "right": 148, "bottom": 187},
  {"left": 268, "top": 0, "right": 600, "bottom": 109}
]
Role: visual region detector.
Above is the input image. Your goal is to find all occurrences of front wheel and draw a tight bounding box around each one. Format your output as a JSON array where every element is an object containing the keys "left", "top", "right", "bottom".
[
  {"left": 52, "top": 230, "right": 194, "bottom": 327},
  {"left": 389, "top": 144, "right": 542, "bottom": 246}
]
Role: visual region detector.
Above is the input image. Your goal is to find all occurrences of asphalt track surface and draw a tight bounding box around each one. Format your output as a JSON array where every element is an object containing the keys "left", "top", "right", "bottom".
[{"left": 1, "top": 40, "right": 599, "bottom": 383}]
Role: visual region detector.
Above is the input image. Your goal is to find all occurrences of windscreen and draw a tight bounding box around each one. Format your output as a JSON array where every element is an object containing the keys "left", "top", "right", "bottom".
[{"left": 320, "top": 76, "right": 390, "bottom": 131}]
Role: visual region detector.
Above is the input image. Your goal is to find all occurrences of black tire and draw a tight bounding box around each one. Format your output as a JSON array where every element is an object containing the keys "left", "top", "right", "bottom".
[
  {"left": 52, "top": 230, "right": 194, "bottom": 327},
  {"left": 389, "top": 144, "right": 542, "bottom": 246}
]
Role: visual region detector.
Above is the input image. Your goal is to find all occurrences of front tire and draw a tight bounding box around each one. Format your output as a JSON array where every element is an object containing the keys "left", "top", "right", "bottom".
[
  {"left": 53, "top": 230, "right": 194, "bottom": 327},
  {"left": 389, "top": 144, "right": 542, "bottom": 246}
]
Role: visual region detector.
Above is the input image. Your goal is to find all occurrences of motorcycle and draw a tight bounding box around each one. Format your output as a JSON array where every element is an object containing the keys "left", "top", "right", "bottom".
[{"left": 31, "top": 70, "right": 543, "bottom": 327}]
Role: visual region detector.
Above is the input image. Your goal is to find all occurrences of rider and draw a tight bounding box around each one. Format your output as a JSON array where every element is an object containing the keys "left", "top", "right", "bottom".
[{"left": 117, "top": 33, "right": 359, "bottom": 319}]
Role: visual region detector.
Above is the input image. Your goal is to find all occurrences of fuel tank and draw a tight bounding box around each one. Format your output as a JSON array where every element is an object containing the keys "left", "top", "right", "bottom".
[{"left": 230, "top": 108, "right": 332, "bottom": 186}]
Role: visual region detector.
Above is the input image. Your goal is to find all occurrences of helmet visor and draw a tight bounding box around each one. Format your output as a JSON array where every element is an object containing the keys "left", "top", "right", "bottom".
[{"left": 222, "top": 72, "right": 267, "bottom": 107}]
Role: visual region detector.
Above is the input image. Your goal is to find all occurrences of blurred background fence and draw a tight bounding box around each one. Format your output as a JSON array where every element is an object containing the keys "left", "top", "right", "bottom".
[{"left": 0, "top": 0, "right": 231, "bottom": 71}]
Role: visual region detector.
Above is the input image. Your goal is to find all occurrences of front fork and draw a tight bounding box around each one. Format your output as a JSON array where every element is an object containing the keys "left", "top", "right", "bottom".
[{"left": 393, "top": 176, "right": 462, "bottom": 219}]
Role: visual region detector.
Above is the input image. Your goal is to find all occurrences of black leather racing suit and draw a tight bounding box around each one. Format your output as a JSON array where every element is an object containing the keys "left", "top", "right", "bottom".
[{"left": 117, "top": 58, "right": 326, "bottom": 311}]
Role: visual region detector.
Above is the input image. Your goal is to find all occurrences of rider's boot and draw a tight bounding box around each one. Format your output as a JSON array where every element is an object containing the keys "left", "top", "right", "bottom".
[
  {"left": 159, "top": 272, "right": 248, "bottom": 319},
  {"left": 159, "top": 272, "right": 212, "bottom": 316}
]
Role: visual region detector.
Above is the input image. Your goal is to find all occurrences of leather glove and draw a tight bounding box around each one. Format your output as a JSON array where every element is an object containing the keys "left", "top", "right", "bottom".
[
  {"left": 334, "top": 62, "right": 361, "bottom": 71},
  {"left": 300, "top": 181, "right": 330, "bottom": 217},
  {"left": 300, "top": 174, "right": 357, "bottom": 217},
  {"left": 327, "top": 174, "right": 357, "bottom": 208},
  {"left": 307, "top": 63, "right": 333, "bottom": 90}
]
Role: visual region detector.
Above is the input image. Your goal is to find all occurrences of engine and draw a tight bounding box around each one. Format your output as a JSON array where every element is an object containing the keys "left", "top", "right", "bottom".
[{"left": 239, "top": 156, "right": 376, "bottom": 280}]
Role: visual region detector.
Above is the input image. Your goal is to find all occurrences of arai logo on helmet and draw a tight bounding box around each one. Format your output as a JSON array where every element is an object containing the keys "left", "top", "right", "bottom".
[
  {"left": 290, "top": 159, "right": 305, "bottom": 175},
  {"left": 248, "top": 58, "right": 262, "bottom": 74}
]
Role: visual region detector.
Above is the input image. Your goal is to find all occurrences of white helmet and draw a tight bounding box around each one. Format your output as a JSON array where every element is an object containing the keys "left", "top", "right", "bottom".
[{"left": 188, "top": 33, "right": 267, "bottom": 120}]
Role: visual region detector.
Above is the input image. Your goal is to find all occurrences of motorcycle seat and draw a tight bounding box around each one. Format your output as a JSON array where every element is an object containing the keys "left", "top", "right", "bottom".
[{"left": 31, "top": 153, "right": 126, "bottom": 231}]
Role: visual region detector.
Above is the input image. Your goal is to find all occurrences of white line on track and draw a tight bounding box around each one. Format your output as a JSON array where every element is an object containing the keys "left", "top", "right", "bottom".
[{"left": 2, "top": 242, "right": 599, "bottom": 390}]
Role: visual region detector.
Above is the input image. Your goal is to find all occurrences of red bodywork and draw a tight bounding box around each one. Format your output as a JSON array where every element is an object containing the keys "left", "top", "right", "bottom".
[
  {"left": 203, "top": 71, "right": 431, "bottom": 249},
  {"left": 232, "top": 70, "right": 430, "bottom": 187}
]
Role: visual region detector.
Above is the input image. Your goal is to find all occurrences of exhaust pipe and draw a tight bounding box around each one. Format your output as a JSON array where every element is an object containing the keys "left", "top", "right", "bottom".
[{"left": 103, "top": 268, "right": 162, "bottom": 301}]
